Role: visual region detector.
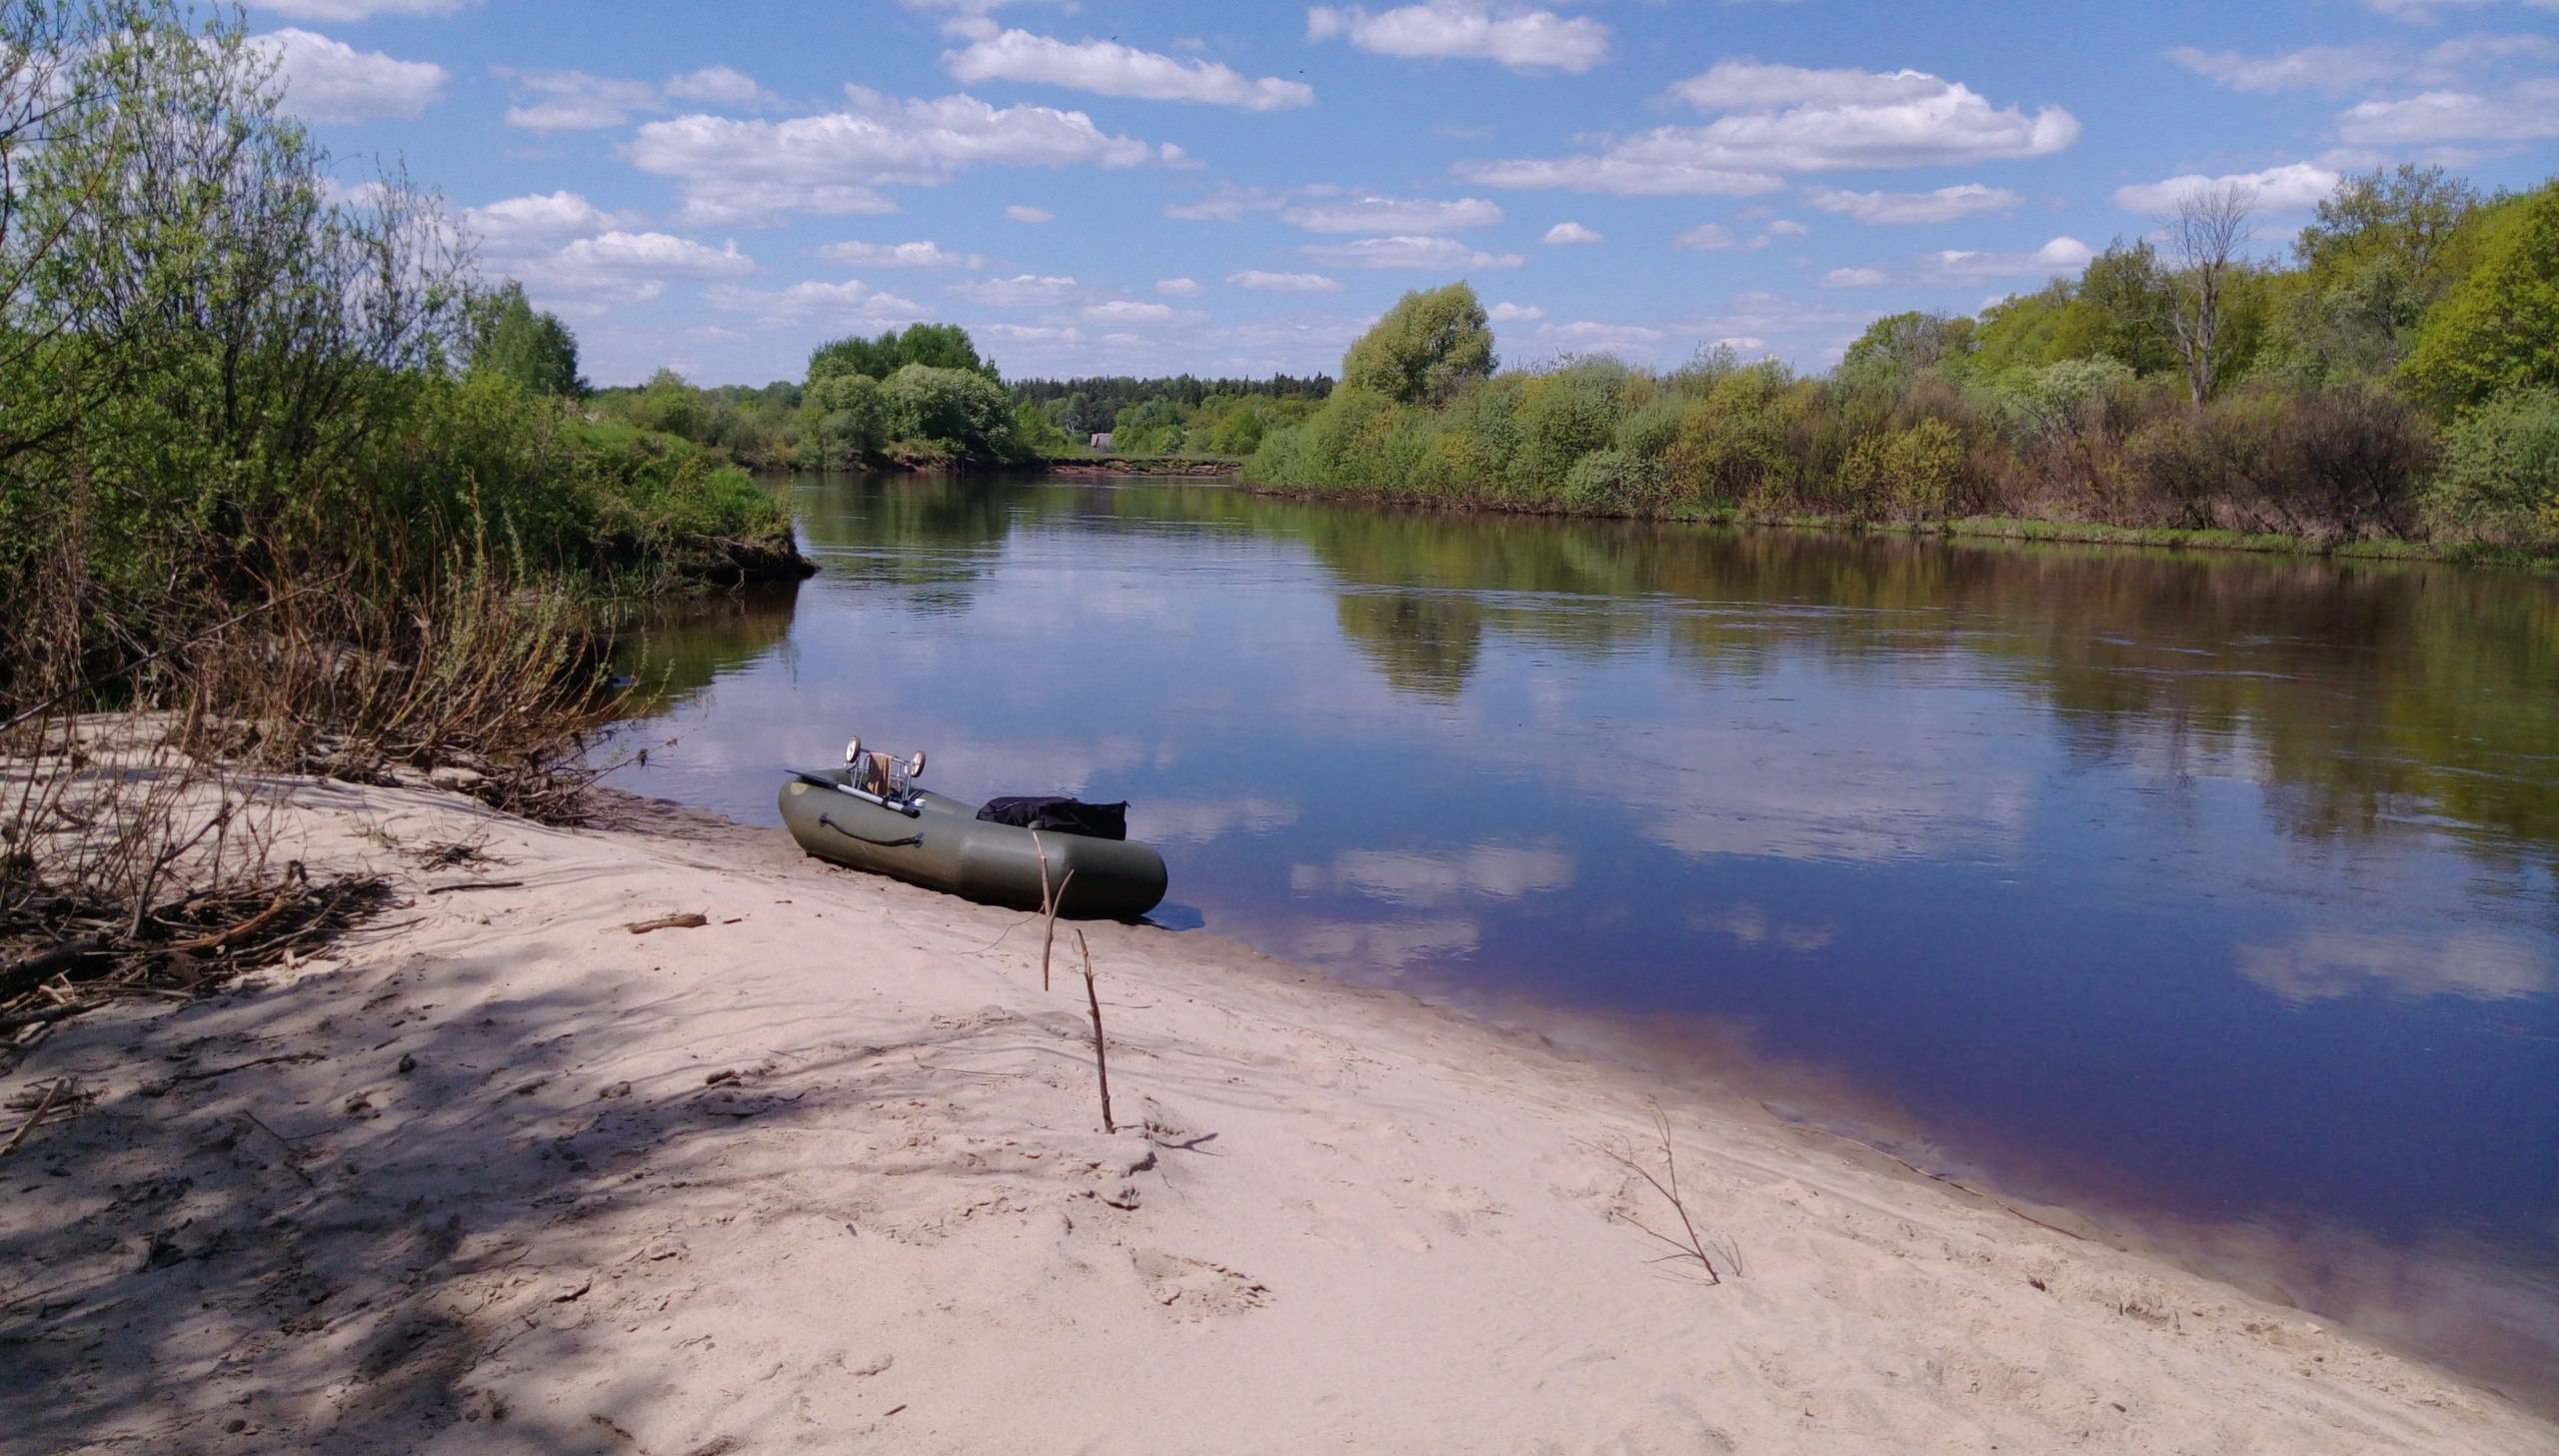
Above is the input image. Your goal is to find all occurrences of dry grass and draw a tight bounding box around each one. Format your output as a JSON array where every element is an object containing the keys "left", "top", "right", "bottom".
[{"left": 3, "top": 552, "right": 632, "bottom": 1051}]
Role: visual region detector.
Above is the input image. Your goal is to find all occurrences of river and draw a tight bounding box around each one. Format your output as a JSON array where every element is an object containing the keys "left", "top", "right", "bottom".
[{"left": 615, "top": 469, "right": 2559, "bottom": 1407}]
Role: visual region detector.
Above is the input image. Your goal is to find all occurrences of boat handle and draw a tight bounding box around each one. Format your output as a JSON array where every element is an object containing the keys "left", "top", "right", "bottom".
[{"left": 816, "top": 813, "right": 925, "bottom": 849}]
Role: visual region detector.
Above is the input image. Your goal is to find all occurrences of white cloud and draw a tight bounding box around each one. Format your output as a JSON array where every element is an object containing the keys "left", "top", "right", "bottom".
[
  {"left": 1542, "top": 221, "right": 1602, "bottom": 245},
  {"left": 815, "top": 239, "right": 989, "bottom": 268},
  {"left": 1924, "top": 236, "right": 2093, "bottom": 279},
  {"left": 666, "top": 65, "right": 777, "bottom": 106},
  {"left": 899, "top": 0, "right": 1061, "bottom": 39},
  {"left": 497, "top": 64, "right": 779, "bottom": 131},
  {"left": 1006, "top": 204, "right": 1058, "bottom": 222},
  {"left": 948, "top": 273, "right": 1080, "bottom": 306},
  {"left": 1156, "top": 277, "right": 1203, "bottom": 295},
  {"left": 1301, "top": 235, "right": 1525, "bottom": 268},
  {"left": 2166, "top": 44, "right": 2396, "bottom": 94},
  {"left": 2365, "top": 0, "right": 2559, "bottom": 23},
  {"left": 1082, "top": 299, "right": 1182, "bottom": 323},
  {"left": 1486, "top": 301, "right": 1544, "bottom": 321},
  {"left": 628, "top": 90, "right": 1159, "bottom": 225},
  {"left": 1305, "top": 3, "right": 1609, "bottom": 74},
  {"left": 250, "top": 0, "right": 474, "bottom": 17},
  {"left": 1283, "top": 195, "right": 1502, "bottom": 233},
  {"left": 1675, "top": 223, "right": 1739, "bottom": 250},
  {"left": 252, "top": 29, "right": 446, "bottom": 123},
  {"left": 2338, "top": 79, "right": 2559, "bottom": 143},
  {"left": 944, "top": 30, "right": 1312, "bottom": 110},
  {"left": 1710, "top": 335, "right": 1768, "bottom": 353},
  {"left": 1820, "top": 266, "right": 1888, "bottom": 288},
  {"left": 557, "top": 231, "right": 754, "bottom": 278},
  {"left": 2112, "top": 162, "right": 2342, "bottom": 214},
  {"left": 1809, "top": 182, "right": 2022, "bottom": 224},
  {"left": 706, "top": 278, "right": 928, "bottom": 327},
  {"left": 1526, "top": 320, "right": 1667, "bottom": 357},
  {"left": 2168, "top": 33, "right": 2559, "bottom": 93},
  {"left": 464, "top": 191, "right": 637, "bottom": 253},
  {"left": 1462, "top": 62, "right": 2076, "bottom": 195},
  {"left": 496, "top": 67, "right": 661, "bottom": 131},
  {"left": 1228, "top": 270, "right": 1344, "bottom": 292},
  {"left": 1763, "top": 218, "right": 1808, "bottom": 237}
]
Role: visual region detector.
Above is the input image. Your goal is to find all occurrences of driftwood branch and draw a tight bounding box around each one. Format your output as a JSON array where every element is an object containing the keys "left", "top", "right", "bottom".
[
  {"left": 1074, "top": 928, "right": 1115, "bottom": 1135},
  {"left": 1583, "top": 1102, "right": 1734, "bottom": 1285}
]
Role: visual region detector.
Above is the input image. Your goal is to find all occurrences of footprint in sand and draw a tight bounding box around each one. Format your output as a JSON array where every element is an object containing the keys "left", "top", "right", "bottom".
[{"left": 1131, "top": 1248, "right": 1269, "bottom": 1320}]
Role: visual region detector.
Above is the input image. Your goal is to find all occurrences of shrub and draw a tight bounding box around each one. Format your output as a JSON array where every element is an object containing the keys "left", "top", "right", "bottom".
[
  {"left": 1837, "top": 419, "right": 1964, "bottom": 521},
  {"left": 2425, "top": 387, "right": 2559, "bottom": 546},
  {"left": 1510, "top": 360, "right": 1630, "bottom": 494}
]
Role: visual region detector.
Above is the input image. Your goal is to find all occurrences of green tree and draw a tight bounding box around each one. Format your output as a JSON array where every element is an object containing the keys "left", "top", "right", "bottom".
[
  {"left": 2402, "top": 182, "right": 2559, "bottom": 412},
  {"left": 468, "top": 281, "right": 583, "bottom": 397},
  {"left": 1340, "top": 282, "right": 1494, "bottom": 406},
  {"left": 2424, "top": 386, "right": 2559, "bottom": 546},
  {"left": 2266, "top": 165, "right": 2482, "bottom": 387}
]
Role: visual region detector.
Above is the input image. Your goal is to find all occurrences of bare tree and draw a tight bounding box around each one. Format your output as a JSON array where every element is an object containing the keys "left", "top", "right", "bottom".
[{"left": 2161, "top": 184, "right": 2255, "bottom": 406}]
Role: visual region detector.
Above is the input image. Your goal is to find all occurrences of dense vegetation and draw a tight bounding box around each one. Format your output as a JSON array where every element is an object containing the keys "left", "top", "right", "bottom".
[
  {"left": 1246, "top": 171, "right": 2559, "bottom": 558},
  {"left": 0, "top": 0, "right": 799, "bottom": 682},
  {"left": 587, "top": 357, "right": 1337, "bottom": 469},
  {"left": 1012, "top": 374, "right": 1333, "bottom": 457}
]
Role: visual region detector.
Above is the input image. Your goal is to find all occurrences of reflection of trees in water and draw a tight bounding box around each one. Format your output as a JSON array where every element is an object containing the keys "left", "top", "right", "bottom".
[
  {"left": 788, "top": 470, "right": 1063, "bottom": 617},
  {"left": 615, "top": 580, "right": 802, "bottom": 715},
  {"left": 670, "top": 473, "right": 2559, "bottom": 872},
  {"left": 1271, "top": 495, "right": 2559, "bottom": 872},
  {"left": 1333, "top": 589, "right": 1481, "bottom": 699}
]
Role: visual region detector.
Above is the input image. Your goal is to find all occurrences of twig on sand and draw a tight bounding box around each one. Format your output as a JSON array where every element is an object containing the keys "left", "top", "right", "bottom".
[
  {"left": 425, "top": 879, "right": 524, "bottom": 895},
  {"left": 1074, "top": 929, "right": 1115, "bottom": 1134},
  {"left": 1583, "top": 1101, "right": 1737, "bottom": 1285},
  {"left": 1034, "top": 835, "right": 1075, "bottom": 993},
  {"left": 3, "top": 1076, "right": 71, "bottom": 1155},
  {"left": 625, "top": 912, "right": 708, "bottom": 934}
]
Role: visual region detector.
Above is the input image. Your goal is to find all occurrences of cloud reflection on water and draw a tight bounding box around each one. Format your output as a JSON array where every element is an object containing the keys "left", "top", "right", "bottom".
[{"left": 2238, "top": 928, "right": 2555, "bottom": 1005}]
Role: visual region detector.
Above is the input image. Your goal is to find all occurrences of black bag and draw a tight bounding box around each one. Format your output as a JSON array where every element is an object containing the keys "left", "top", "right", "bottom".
[{"left": 976, "top": 795, "right": 1130, "bottom": 840}]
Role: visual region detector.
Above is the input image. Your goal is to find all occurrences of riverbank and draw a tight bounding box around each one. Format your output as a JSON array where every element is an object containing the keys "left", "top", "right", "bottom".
[
  {"left": 1041, "top": 453, "right": 1242, "bottom": 478},
  {"left": 1239, "top": 483, "right": 2559, "bottom": 571},
  {"left": 4, "top": 775, "right": 2549, "bottom": 1454}
]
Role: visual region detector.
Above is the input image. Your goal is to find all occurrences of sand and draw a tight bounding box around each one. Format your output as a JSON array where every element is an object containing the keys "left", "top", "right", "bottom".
[{"left": 3, "top": 773, "right": 2550, "bottom": 1455}]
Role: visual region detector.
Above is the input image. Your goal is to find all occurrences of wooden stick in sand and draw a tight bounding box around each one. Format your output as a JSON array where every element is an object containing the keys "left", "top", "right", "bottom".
[{"left": 1074, "top": 929, "right": 1114, "bottom": 1135}]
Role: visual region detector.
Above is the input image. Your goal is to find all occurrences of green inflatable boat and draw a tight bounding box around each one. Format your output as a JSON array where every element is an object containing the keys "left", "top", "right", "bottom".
[{"left": 778, "top": 747, "right": 1168, "bottom": 920}]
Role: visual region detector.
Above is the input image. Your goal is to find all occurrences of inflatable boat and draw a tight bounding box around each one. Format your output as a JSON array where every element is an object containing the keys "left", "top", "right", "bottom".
[{"left": 778, "top": 744, "right": 1168, "bottom": 919}]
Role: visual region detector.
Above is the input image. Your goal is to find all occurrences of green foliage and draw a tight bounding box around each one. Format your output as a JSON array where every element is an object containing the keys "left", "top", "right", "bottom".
[
  {"left": 2264, "top": 165, "right": 2482, "bottom": 388},
  {"left": 467, "top": 281, "right": 583, "bottom": 397},
  {"left": 881, "top": 363, "right": 1021, "bottom": 458},
  {"left": 1340, "top": 283, "right": 1494, "bottom": 406},
  {"left": 2402, "top": 182, "right": 2559, "bottom": 412},
  {"left": 1509, "top": 361, "right": 1630, "bottom": 492},
  {"left": 810, "top": 322, "right": 995, "bottom": 384},
  {"left": 0, "top": 0, "right": 796, "bottom": 692},
  {"left": 2425, "top": 387, "right": 2559, "bottom": 546},
  {"left": 1838, "top": 419, "right": 1964, "bottom": 521}
]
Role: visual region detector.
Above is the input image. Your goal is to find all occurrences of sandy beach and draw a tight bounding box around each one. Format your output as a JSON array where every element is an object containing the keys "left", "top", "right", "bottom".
[{"left": 3, "top": 773, "right": 2550, "bottom": 1455}]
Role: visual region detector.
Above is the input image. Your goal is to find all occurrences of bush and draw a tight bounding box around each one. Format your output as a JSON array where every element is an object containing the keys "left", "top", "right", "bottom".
[
  {"left": 2425, "top": 387, "right": 2559, "bottom": 546},
  {"left": 1837, "top": 419, "right": 1964, "bottom": 521}
]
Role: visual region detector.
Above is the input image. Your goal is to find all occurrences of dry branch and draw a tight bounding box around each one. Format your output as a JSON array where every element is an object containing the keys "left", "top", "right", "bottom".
[
  {"left": 1583, "top": 1102, "right": 1736, "bottom": 1285},
  {"left": 1074, "top": 928, "right": 1115, "bottom": 1135}
]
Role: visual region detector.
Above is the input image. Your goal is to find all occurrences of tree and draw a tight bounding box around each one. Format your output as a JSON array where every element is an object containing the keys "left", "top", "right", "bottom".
[
  {"left": 2162, "top": 184, "right": 2255, "bottom": 405},
  {"left": 2265, "top": 165, "right": 2483, "bottom": 387},
  {"left": 1340, "top": 282, "right": 1493, "bottom": 406},
  {"left": 808, "top": 322, "right": 996, "bottom": 386},
  {"left": 468, "top": 281, "right": 583, "bottom": 397},
  {"left": 1840, "top": 311, "right": 1975, "bottom": 376},
  {"left": 2401, "top": 182, "right": 2559, "bottom": 413}
]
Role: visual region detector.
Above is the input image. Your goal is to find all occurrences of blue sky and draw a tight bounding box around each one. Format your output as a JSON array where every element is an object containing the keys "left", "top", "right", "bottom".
[{"left": 257, "top": 0, "right": 2559, "bottom": 386}]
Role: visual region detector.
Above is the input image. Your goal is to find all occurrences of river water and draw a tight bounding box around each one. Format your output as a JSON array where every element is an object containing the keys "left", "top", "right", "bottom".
[{"left": 616, "top": 470, "right": 2559, "bottom": 1406}]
